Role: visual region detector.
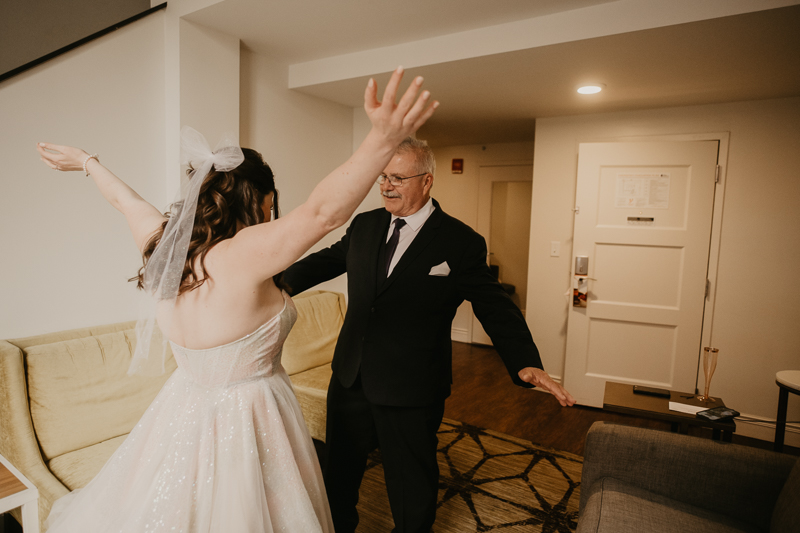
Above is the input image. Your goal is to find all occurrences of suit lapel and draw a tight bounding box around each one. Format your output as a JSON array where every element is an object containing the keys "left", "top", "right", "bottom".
[{"left": 377, "top": 200, "right": 445, "bottom": 296}]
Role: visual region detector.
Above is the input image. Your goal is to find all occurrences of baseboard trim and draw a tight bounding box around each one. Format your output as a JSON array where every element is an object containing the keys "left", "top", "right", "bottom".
[
  {"left": 734, "top": 413, "right": 800, "bottom": 448},
  {"left": 451, "top": 327, "right": 470, "bottom": 344}
]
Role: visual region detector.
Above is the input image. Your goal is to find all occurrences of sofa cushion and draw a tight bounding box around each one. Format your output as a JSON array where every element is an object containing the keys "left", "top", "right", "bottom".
[
  {"left": 282, "top": 291, "right": 344, "bottom": 375},
  {"left": 9, "top": 321, "right": 137, "bottom": 351},
  {"left": 25, "top": 329, "right": 176, "bottom": 460},
  {"left": 290, "top": 363, "right": 333, "bottom": 442},
  {"left": 580, "top": 422, "right": 794, "bottom": 530},
  {"left": 771, "top": 458, "right": 800, "bottom": 533},
  {"left": 47, "top": 434, "right": 127, "bottom": 491},
  {"left": 577, "top": 477, "right": 761, "bottom": 533},
  {"left": 291, "top": 361, "right": 334, "bottom": 392}
]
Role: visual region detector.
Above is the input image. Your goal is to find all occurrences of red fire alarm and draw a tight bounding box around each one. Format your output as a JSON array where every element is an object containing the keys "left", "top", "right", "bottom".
[{"left": 451, "top": 159, "right": 463, "bottom": 174}]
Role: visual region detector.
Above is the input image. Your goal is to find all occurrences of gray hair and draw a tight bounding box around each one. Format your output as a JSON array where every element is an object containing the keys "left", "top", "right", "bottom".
[{"left": 396, "top": 137, "right": 436, "bottom": 176}]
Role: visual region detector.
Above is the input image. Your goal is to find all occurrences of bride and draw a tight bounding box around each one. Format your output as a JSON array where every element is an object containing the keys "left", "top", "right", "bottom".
[{"left": 36, "top": 67, "right": 437, "bottom": 532}]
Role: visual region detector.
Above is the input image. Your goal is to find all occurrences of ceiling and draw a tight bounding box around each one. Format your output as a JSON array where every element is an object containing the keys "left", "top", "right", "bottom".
[
  {"left": 184, "top": 0, "right": 617, "bottom": 63},
  {"left": 184, "top": 1, "right": 800, "bottom": 146}
]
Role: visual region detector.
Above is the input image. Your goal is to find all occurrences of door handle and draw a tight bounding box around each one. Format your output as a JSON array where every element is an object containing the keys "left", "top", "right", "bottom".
[{"left": 575, "top": 256, "right": 589, "bottom": 276}]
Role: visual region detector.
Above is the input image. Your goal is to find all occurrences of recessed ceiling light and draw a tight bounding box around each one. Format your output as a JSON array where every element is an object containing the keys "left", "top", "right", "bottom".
[{"left": 577, "top": 84, "right": 604, "bottom": 94}]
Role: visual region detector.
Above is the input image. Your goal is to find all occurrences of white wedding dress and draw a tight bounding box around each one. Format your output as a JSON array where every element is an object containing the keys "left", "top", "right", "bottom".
[{"left": 46, "top": 291, "right": 333, "bottom": 532}]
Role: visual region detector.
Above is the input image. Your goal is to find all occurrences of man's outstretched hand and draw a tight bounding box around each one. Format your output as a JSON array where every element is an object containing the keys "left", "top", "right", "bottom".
[{"left": 518, "top": 368, "right": 576, "bottom": 407}]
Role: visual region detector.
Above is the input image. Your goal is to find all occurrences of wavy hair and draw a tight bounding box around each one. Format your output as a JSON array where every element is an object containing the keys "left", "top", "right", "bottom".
[
  {"left": 130, "top": 148, "right": 283, "bottom": 294},
  {"left": 396, "top": 137, "right": 436, "bottom": 176}
]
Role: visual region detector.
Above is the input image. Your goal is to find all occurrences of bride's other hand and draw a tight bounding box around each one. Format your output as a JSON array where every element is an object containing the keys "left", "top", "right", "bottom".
[
  {"left": 37, "top": 143, "right": 89, "bottom": 172},
  {"left": 364, "top": 67, "right": 439, "bottom": 145},
  {"left": 36, "top": 141, "right": 166, "bottom": 253}
]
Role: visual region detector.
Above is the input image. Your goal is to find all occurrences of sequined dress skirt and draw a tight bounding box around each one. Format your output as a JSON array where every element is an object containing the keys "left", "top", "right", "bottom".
[{"left": 46, "top": 294, "right": 333, "bottom": 532}]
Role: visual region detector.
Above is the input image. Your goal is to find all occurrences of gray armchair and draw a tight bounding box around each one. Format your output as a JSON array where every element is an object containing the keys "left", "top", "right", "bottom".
[{"left": 577, "top": 422, "right": 799, "bottom": 532}]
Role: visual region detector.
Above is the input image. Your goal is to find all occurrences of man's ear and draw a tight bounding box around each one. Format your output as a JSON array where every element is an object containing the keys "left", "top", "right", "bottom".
[{"left": 423, "top": 173, "right": 434, "bottom": 193}]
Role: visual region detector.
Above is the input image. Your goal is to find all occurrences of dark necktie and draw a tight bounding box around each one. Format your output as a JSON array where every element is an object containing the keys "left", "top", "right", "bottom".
[{"left": 384, "top": 218, "right": 407, "bottom": 276}]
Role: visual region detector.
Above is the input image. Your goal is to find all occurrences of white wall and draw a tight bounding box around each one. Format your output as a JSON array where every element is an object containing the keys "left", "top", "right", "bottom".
[
  {"left": 433, "top": 143, "right": 534, "bottom": 229},
  {"left": 167, "top": 18, "right": 240, "bottom": 199},
  {"left": 179, "top": 20, "right": 239, "bottom": 149},
  {"left": 529, "top": 97, "right": 800, "bottom": 444},
  {"left": 0, "top": 13, "right": 167, "bottom": 339},
  {"left": 239, "top": 48, "right": 355, "bottom": 295}
]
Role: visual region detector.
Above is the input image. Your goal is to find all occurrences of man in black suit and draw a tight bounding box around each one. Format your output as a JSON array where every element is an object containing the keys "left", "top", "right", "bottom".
[{"left": 283, "top": 137, "right": 574, "bottom": 533}]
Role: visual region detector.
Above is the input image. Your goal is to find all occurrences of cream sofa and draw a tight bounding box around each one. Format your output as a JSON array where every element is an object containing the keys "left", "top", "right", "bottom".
[{"left": 0, "top": 290, "right": 342, "bottom": 531}]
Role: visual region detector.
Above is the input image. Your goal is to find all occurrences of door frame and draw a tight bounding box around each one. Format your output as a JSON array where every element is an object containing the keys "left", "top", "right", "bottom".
[
  {"left": 451, "top": 160, "right": 533, "bottom": 345},
  {"left": 571, "top": 132, "right": 730, "bottom": 393},
  {"left": 477, "top": 161, "right": 535, "bottom": 254}
]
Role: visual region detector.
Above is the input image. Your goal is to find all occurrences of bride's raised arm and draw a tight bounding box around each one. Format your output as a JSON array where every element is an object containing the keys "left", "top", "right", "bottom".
[
  {"left": 36, "top": 143, "right": 167, "bottom": 253},
  {"left": 228, "top": 67, "right": 438, "bottom": 280}
]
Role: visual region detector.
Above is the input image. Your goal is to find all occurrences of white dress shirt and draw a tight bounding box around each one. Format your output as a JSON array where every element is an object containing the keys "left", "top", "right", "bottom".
[{"left": 385, "top": 198, "right": 435, "bottom": 276}]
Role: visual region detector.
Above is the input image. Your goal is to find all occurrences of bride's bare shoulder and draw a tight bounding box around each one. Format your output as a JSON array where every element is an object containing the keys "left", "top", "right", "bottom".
[
  {"left": 199, "top": 237, "right": 283, "bottom": 292},
  {"left": 206, "top": 223, "right": 284, "bottom": 281},
  {"left": 191, "top": 239, "right": 237, "bottom": 281}
]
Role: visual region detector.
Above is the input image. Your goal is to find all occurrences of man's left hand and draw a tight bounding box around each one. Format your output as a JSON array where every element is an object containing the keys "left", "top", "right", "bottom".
[{"left": 518, "top": 368, "right": 576, "bottom": 407}]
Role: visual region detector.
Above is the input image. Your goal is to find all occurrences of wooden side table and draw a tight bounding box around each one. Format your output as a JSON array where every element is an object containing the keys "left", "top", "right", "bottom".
[
  {"left": 0, "top": 455, "right": 38, "bottom": 533},
  {"left": 603, "top": 381, "right": 736, "bottom": 441},
  {"left": 775, "top": 370, "right": 800, "bottom": 452}
]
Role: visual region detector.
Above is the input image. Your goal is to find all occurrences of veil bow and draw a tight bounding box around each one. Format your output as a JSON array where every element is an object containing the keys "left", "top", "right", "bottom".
[{"left": 129, "top": 126, "right": 244, "bottom": 375}]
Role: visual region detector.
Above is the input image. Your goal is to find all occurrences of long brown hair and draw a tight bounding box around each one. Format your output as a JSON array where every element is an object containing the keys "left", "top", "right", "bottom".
[{"left": 131, "top": 148, "right": 283, "bottom": 294}]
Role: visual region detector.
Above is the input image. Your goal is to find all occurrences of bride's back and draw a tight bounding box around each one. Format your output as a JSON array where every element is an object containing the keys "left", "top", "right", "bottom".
[
  {"left": 168, "top": 240, "right": 286, "bottom": 350},
  {"left": 138, "top": 148, "right": 285, "bottom": 350}
]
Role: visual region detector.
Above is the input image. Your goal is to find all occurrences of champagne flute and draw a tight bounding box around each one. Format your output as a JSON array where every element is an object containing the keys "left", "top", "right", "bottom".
[{"left": 697, "top": 347, "right": 719, "bottom": 402}]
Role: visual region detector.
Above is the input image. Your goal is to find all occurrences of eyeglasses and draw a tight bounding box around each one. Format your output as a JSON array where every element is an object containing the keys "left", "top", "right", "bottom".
[{"left": 376, "top": 172, "right": 428, "bottom": 187}]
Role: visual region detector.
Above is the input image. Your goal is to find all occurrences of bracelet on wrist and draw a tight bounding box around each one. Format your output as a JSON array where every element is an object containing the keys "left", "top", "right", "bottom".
[{"left": 83, "top": 154, "right": 99, "bottom": 176}]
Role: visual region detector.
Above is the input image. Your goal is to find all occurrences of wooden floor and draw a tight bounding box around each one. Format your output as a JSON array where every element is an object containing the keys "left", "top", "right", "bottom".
[{"left": 445, "top": 341, "right": 799, "bottom": 457}]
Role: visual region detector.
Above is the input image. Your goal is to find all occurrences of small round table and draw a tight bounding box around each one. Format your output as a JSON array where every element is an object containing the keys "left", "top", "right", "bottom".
[{"left": 775, "top": 370, "right": 800, "bottom": 452}]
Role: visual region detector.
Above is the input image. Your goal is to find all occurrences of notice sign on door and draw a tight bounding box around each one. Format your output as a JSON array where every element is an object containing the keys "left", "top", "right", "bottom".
[{"left": 615, "top": 173, "right": 670, "bottom": 209}]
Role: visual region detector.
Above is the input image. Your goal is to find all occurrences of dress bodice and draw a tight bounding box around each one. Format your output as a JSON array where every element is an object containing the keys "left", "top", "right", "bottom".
[{"left": 169, "top": 292, "right": 297, "bottom": 388}]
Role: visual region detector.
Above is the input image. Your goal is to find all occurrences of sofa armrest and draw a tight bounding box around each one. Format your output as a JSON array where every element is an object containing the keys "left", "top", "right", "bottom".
[
  {"left": 1, "top": 341, "right": 70, "bottom": 528},
  {"left": 580, "top": 422, "right": 796, "bottom": 529}
]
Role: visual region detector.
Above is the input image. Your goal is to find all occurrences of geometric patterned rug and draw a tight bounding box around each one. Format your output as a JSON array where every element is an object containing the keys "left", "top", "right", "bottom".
[{"left": 356, "top": 419, "right": 583, "bottom": 532}]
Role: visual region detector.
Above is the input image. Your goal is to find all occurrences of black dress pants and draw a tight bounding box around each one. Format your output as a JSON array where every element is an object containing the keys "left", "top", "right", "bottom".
[{"left": 324, "top": 373, "right": 446, "bottom": 533}]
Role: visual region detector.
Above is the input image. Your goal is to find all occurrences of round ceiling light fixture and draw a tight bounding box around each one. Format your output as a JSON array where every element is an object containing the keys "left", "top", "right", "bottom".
[{"left": 577, "top": 84, "right": 605, "bottom": 94}]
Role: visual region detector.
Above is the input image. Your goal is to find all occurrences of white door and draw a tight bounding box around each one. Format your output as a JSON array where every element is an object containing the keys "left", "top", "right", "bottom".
[
  {"left": 563, "top": 141, "right": 718, "bottom": 407},
  {"left": 471, "top": 164, "right": 532, "bottom": 345}
]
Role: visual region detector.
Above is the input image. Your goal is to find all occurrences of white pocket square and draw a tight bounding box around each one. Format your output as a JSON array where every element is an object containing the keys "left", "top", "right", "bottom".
[{"left": 429, "top": 261, "right": 450, "bottom": 276}]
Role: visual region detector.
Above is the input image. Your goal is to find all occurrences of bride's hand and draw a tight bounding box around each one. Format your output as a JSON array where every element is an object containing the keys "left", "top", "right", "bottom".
[
  {"left": 364, "top": 67, "right": 438, "bottom": 145},
  {"left": 37, "top": 143, "right": 90, "bottom": 172}
]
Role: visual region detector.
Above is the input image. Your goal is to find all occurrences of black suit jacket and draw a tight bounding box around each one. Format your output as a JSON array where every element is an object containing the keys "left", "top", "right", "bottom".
[{"left": 283, "top": 200, "right": 543, "bottom": 406}]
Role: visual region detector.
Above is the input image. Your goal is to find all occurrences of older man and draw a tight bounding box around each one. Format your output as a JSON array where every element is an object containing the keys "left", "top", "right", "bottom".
[{"left": 283, "top": 137, "right": 574, "bottom": 533}]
